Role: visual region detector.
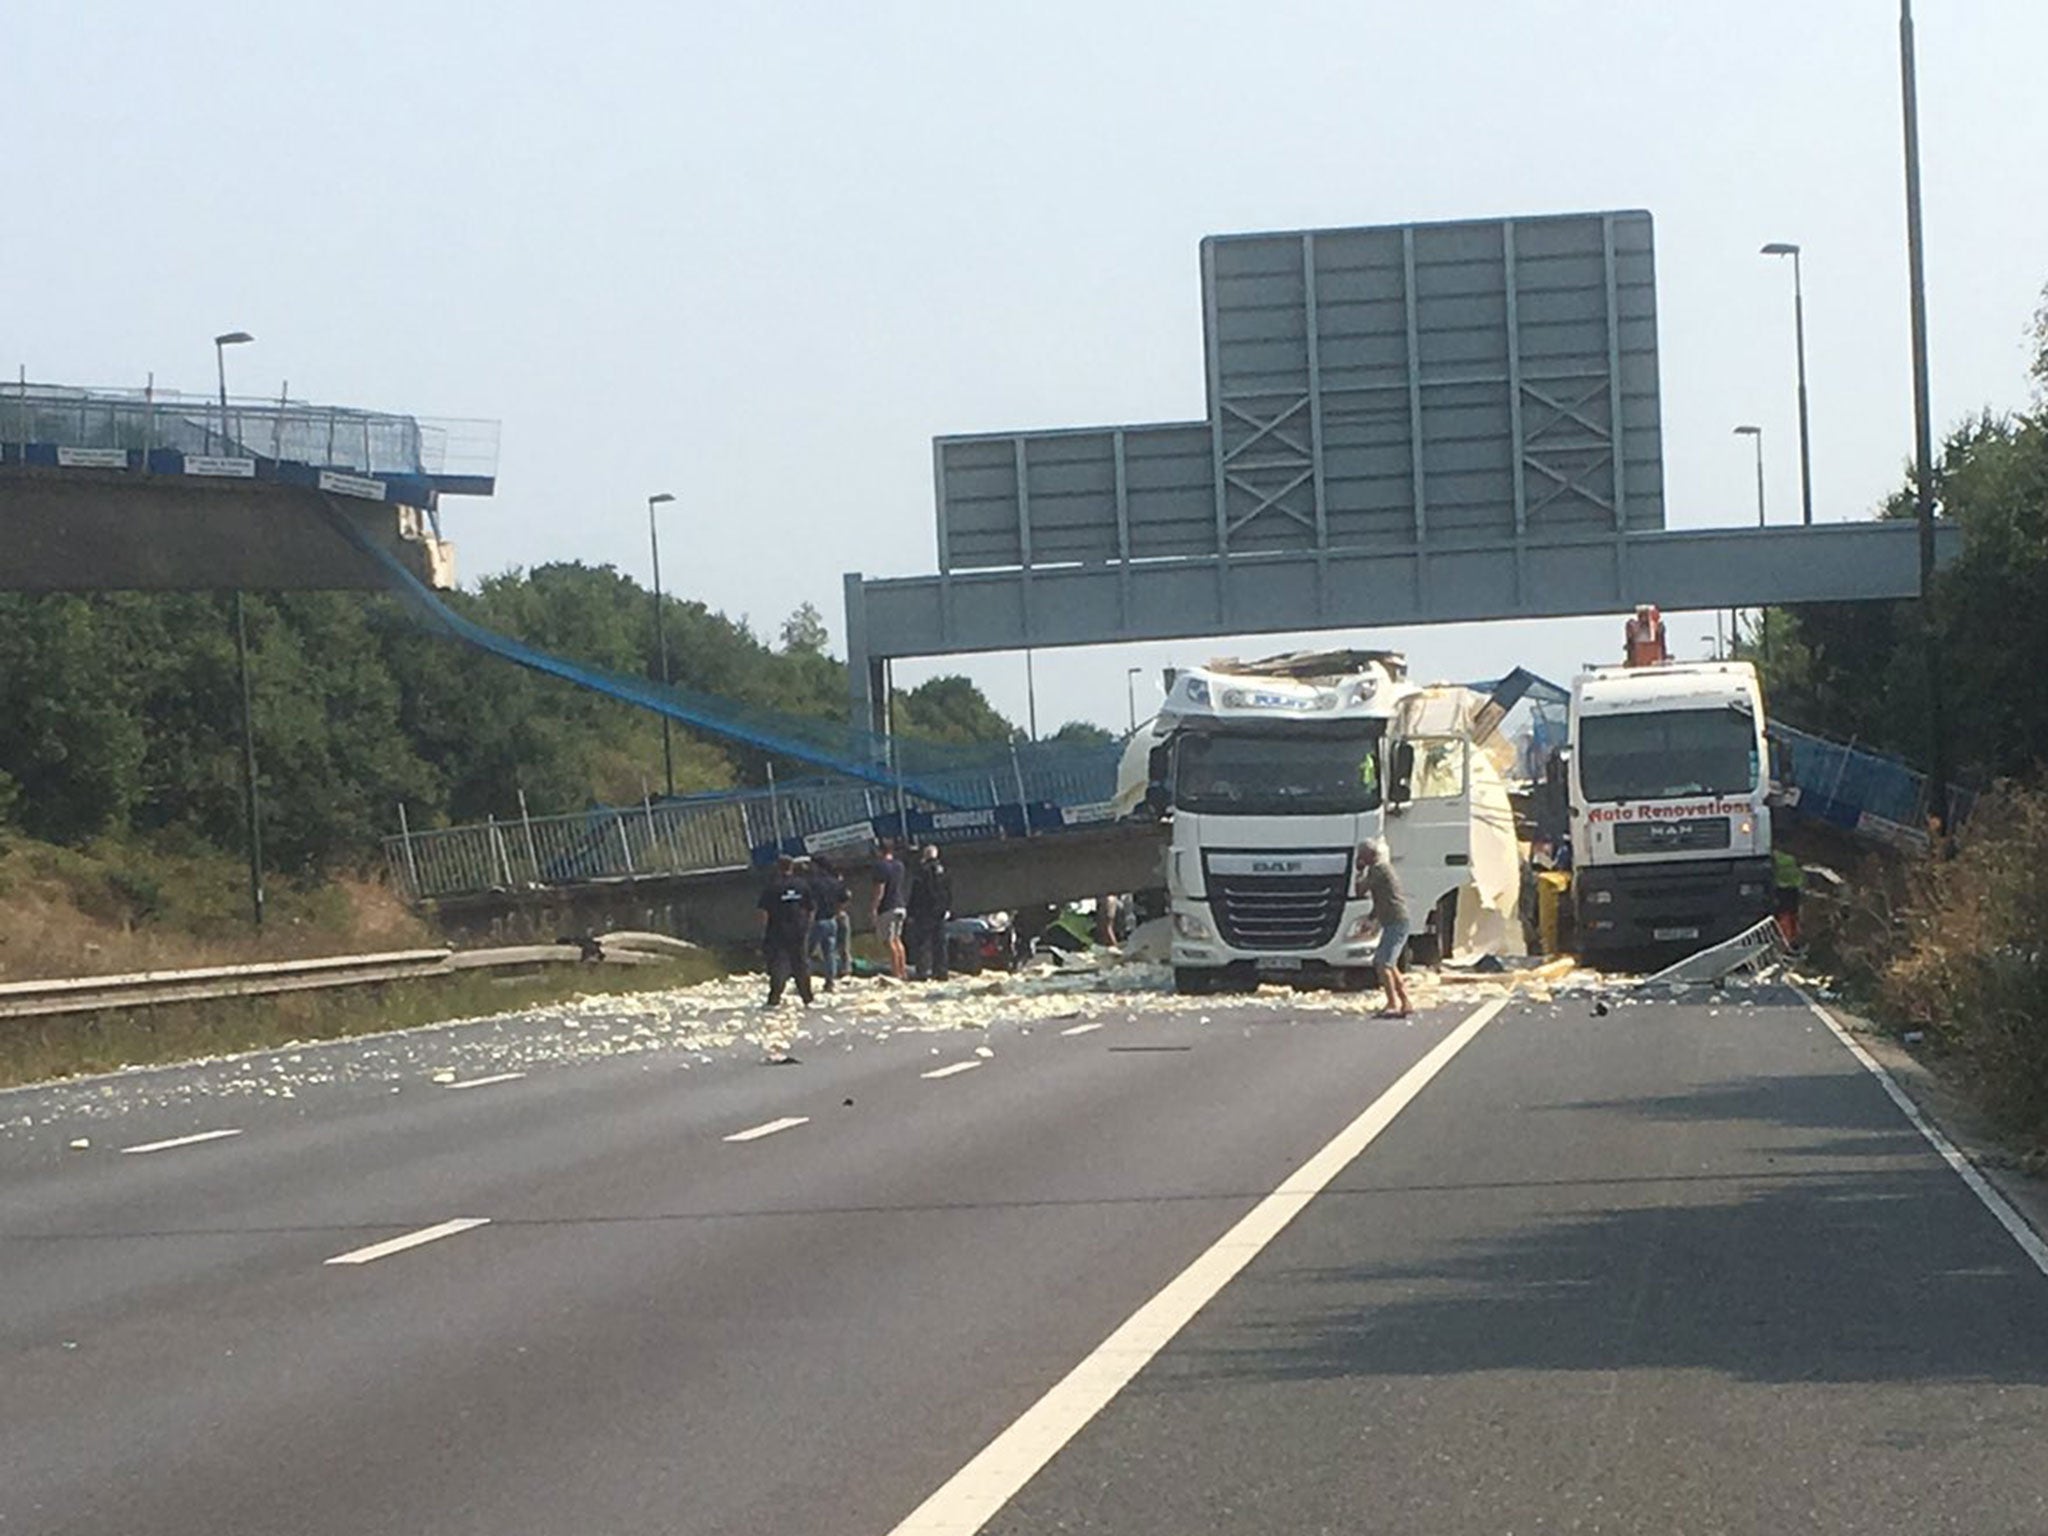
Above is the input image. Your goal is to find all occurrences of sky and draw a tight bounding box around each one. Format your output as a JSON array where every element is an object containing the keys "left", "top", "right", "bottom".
[{"left": 9, "top": 1, "right": 2047, "bottom": 740}]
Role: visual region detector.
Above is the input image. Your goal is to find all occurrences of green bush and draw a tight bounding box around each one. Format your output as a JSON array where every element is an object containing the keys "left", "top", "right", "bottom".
[{"left": 1870, "top": 784, "right": 2048, "bottom": 1148}]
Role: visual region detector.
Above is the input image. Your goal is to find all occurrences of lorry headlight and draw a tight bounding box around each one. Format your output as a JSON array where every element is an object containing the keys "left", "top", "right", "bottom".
[
  {"left": 1345, "top": 916, "right": 1377, "bottom": 941},
  {"left": 1589, "top": 889, "right": 1614, "bottom": 906},
  {"left": 1174, "top": 913, "right": 1212, "bottom": 940}
]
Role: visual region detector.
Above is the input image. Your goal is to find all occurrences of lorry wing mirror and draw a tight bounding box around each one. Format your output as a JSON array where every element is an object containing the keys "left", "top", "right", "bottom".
[
  {"left": 1389, "top": 742, "right": 1416, "bottom": 805},
  {"left": 1144, "top": 743, "right": 1173, "bottom": 817}
]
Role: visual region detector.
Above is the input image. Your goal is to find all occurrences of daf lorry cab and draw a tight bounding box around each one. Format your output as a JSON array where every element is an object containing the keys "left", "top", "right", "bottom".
[{"left": 1115, "top": 651, "right": 1519, "bottom": 994}]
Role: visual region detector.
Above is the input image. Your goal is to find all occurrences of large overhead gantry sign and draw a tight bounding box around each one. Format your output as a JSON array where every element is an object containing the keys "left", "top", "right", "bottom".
[{"left": 844, "top": 209, "right": 1949, "bottom": 730}]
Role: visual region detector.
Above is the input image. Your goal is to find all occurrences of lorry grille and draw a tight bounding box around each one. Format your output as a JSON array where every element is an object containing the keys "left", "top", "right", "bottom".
[
  {"left": 1612, "top": 817, "right": 1733, "bottom": 856},
  {"left": 1209, "top": 874, "right": 1348, "bottom": 951}
]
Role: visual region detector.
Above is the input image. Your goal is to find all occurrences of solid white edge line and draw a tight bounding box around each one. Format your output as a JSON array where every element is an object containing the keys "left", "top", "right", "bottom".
[
  {"left": 444, "top": 1071, "right": 528, "bottom": 1091},
  {"left": 921, "top": 1060, "right": 983, "bottom": 1080},
  {"left": 722, "top": 1115, "right": 811, "bottom": 1143},
  {"left": 119, "top": 1128, "right": 245, "bottom": 1155},
  {"left": 883, "top": 996, "right": 1509, "bottom": 1536},
  {"left": 1059, "top": 1022, "right": 1104, "bottom": 1037},
  {"left": 1797, "top": 986, "right": 2048, "bottom": 1279},
  {"left": 324, "top": 1217, "right": 490, "bottom": 1266}
]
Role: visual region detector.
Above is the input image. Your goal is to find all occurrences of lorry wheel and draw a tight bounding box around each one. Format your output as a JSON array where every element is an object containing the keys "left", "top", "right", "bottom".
[{"left": 1173, "top": 967, "right": 1214, "bottom": 996}]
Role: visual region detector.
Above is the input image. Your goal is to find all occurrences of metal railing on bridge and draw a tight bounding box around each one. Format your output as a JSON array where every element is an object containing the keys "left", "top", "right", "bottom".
[
  {"left": 1, "top": 380, "right": 499, "bottom": 485},
  {"left": 385, "top": 746, "right": 1124, "bottom": 903}
]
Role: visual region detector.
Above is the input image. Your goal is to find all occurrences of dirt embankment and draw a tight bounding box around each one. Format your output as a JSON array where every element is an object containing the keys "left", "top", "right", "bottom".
[{"left": 0, "top": 836, "right": 432, "bottom": 984}]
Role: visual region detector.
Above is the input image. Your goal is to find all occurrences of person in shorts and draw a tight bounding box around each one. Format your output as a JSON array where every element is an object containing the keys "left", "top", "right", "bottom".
[
  {"left": 1356, "top": 841, "right": 1412, "bottom": 1018},
  {"left": 871, "top": 838, "right": 908, "bottom": 980}
]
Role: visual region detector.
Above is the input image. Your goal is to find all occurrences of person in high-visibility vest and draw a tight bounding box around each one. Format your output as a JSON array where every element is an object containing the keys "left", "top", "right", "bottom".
[{"left": 1772, "top": 848, "right": 1804, "bottom": 947}]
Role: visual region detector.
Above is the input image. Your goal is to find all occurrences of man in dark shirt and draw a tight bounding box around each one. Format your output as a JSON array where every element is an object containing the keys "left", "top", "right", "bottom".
[
  {"left": 871, "top": 839, "right": 908, "bottom": 980},
  {"left": 808, "top": 856, "right": 852, "bottom": 991},
  {"left": 757, "top": 854, "right": 816, "bottom": 1006},
  {"left": 906, "top": 843, "right": 955, "bottom": 982}
]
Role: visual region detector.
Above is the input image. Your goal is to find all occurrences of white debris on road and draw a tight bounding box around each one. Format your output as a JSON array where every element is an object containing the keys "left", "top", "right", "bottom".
[{"left": 0, "top": 943, "right": 1698, "bottom": 1139}]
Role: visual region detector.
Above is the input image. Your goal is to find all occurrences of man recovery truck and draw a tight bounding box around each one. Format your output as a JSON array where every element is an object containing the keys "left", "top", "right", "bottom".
[{"left": 1568, "top": 607, "right": 1775, "bottom": 955}]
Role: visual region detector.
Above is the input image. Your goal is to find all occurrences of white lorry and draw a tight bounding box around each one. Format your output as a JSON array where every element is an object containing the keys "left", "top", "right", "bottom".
[
  {"left": 1568, "top": 652, "right": 1775, "bottom": 956},
  {"left": 1115, "top": 651, "right": 1521, "bottom": 994}
]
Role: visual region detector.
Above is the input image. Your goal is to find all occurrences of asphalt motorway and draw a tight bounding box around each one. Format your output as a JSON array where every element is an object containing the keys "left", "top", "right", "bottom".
[{"left": 3, "top": 983, "right": 2046, "bottom": 1535}]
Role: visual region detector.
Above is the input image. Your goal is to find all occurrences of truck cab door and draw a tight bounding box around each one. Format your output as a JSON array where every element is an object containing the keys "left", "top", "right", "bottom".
[{"left": 1384, "top": 734, "right": 1473, "bottom": 918}]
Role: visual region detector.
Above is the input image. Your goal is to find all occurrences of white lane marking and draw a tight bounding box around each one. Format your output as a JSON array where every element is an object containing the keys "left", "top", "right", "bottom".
[
  {"left": 921, "top": 1061, "right": 983, "bottom": 1080},
  {"left": 1800, "top": 989, "right": 2048, "bottom": 1279},
  {"left": 444, "top": 1071, "right": 527, "bottom": 1091},
  {"left": 885, "top": 997, "right": 1508, "bottom": 1536},
  {"left": 324, "top": 1217, "right": 490, "bottom": 1267},
  {"left": 723, "top": 1116, "right": 810, "bottom": 1143},
  {"left": 1060, "top": 1022, "right": 1103, "bottom": 1037},
  {"left": 119, "top": 1128, "right": 244, "bottom": 1156}
]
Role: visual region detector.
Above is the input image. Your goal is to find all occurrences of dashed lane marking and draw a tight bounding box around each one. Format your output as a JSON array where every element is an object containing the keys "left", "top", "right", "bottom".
[
  {"left": 324, "top": 1218, "right": 490, "bottom": 1267},
  {"left": 723, "top": 1116, "right": 810, "bottom": 1143},
  {"left": 1059, "top": 1022, "right": 1103, "bottom": 1037},
  {"left": 920, "top": 1061, "right": 983, "bottom": 1080},
  {"left": 119, "top": 1128, "right": 244, "bottom": 1156},
  {"left": 444, "top": 1072, "right": 528, "bottom": 1091}
]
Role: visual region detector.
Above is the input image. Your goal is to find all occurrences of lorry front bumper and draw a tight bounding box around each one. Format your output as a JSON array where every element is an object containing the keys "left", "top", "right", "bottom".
[
  {"left": 1573, "top": 856, "right": 1774, "bottom": 954},
  {"left": 1171, "top": 930, "right": 1382, "bottom": 979}
]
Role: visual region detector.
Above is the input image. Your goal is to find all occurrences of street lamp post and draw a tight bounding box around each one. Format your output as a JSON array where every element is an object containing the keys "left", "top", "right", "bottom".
[
  {"left": 213, "top": 331, "right": 261, "bottom": 928},
  {"left": 1733, "top": 425, "right": 1766, "bottom": 528},
  {"left": 1736, "top": 423, "right": 1769, "bottom": 659},
  {"left": 1735, "top": 424, "right": 1772, "bottom": 669},
  {"left": 1759, "top": 244, "right": 1814, "bottom": 526},
  {"left": 647, "top": 492, "right": 677, "bottom": 797},
  {"left": 1126, "top": 666, "right": 1143, "bottom": 733},
  {"left": 213, "top": 331, "right": 252, "bottom": 458},
  {"left": 1900, "top": 0, "right": 1949, "bottom": 829}
]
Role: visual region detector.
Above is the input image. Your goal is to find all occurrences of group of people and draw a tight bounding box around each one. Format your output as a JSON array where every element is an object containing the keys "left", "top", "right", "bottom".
[
  {"left": 762, "top": 834, "right": 1412, "bottom": 1017},
  {"left": 755, "top": 837, "right": 956, "bottom": 1006}
]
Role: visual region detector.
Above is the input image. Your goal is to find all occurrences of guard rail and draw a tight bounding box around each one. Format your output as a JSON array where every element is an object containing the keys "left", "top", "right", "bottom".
[{"left": 0, "top": 940, "right": 668, "bottom": 1022}]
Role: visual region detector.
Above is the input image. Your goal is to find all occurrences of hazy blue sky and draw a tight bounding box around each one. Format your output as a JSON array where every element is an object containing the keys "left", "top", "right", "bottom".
[{"left": 10, "top": 1, "right": 2046, "bottom": 737}]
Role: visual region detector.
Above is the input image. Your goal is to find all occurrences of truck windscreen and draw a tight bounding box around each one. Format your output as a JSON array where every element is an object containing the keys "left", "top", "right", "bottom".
[
  {"left": 1175, "top": 724, "right": 1383, "bottom": 816},
  {"left": 1578, "top": 707, "right": 1757, "bottom": 802}
]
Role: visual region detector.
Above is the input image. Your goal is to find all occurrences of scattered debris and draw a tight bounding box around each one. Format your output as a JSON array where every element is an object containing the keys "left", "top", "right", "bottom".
[{"left": 1638, "top": 920, "right": 1786, "bottom": 989}]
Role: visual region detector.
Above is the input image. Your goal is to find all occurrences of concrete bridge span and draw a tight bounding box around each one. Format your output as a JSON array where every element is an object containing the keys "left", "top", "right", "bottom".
[{"left": 421, "top": 822, "right": 1168, "bottom": 952}]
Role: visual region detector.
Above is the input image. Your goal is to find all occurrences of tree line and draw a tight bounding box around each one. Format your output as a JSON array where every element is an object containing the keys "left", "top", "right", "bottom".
[
  {"left": 0, "top": 563, "right": 1103, "bottom": 873},
  {"left": 1746, "top": 285, "right": 2048, "bottom": 792}
]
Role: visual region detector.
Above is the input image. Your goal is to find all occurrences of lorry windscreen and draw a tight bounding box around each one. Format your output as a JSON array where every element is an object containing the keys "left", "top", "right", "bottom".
[
  {"left": 1175, "top": 724, "right": 1383, "bottom": 816},
  {"left": 1578, "top": 706, "right": 1757, "bottom": 802}
]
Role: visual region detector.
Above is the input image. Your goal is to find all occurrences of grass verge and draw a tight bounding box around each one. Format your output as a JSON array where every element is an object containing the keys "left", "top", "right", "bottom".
[
  {"left": 1809, "top": 787, "right": 2048, "bottom": 1167},
  {"left": 0, "top": 951, "right": 727, "bottom": 1092}
]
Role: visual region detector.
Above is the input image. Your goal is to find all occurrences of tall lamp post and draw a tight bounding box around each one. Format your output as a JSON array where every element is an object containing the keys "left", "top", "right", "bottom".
[
  {"left": 1733, "top": 424, "right": 1766, "bottom": 527},
  {"left": 214, "top": 330, "right": 262, "bottom": 928},
  {"left": 213, "top": 330, "right": 252, "bottom": 457},
  {"left": 1125, "top": 666, "right": 1144, "bottom": 733},
  {"left": 1735, "top": 424, "right": 1769, "bottom": 667},
  {"left": 1900, "top": 0, "right": 1948, "bottom": 829},
  {"left": 647, "top": 492, "right": 677, "bottom": 797},
  {"left": 1759, "top": 244, "right": 1814, "bottom": 526}
]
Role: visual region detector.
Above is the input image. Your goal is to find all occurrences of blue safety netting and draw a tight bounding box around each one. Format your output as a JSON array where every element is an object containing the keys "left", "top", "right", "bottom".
[{"left": 316, "top": 494, "right": 1117, "bottom": 806}]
